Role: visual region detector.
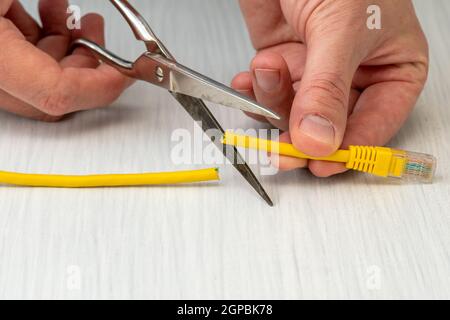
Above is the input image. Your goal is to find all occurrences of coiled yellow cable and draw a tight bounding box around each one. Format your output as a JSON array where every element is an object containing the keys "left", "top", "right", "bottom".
[{"left": 0, "top": 168, "right": 219, "bottom": 188}]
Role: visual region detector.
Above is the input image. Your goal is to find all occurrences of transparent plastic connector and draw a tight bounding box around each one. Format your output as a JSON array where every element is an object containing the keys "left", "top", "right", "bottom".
[
  {"left": 346, "top": 146, "right": 437, "bottom": 184},
  {"left": 390, "top": 150, "right": 437, "bottom": 183}
]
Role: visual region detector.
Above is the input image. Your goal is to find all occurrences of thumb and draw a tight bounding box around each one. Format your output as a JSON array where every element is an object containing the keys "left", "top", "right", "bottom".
[{"left": 290, "top": 38, "right": 360, "bottom": 157}]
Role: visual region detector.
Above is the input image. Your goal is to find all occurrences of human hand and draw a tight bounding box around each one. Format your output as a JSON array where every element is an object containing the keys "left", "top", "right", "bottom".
[
  {"left": 0, "top": 0, "right": 131, "bottom": 121},
  {"left": 232, "top": 0, "right": 428, "bottom": 177}
]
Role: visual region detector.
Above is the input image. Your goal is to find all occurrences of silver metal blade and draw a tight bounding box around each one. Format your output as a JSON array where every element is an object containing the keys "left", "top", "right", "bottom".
[
  {"left": 171, "top": 93, "right": 274, "bottom": 207},
  {"left": 148, "top": 55, "right": 280, "bottom": 120},
  {"left": 107, "top": 0, "right": 273, "bottom": 206}
]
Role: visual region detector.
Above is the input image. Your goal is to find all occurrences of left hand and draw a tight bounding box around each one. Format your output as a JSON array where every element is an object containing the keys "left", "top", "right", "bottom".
[{"left": 0, "top": 0, "right": 132, "bottom": 121}]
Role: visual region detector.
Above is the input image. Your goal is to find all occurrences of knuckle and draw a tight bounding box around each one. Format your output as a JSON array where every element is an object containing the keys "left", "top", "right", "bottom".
[
  {"left": 34, "top": 69, "right": 79, "bottom": 116},
  {"left": 410, "top": 36, "right": 429, "bottom": 87},
  {"left": 37, "top": 90, "right": 75, "bottom": 116},
  {"left": 0, "top": 17, "right": 13, "bottom": 34},
  {"left": 302, "top": 73, "right": 349, "bottom": 114},
  {"left": 402, "top": 61, "right": 429, "bottom": 93},
  {"left": 415, "top": 61, "right": 429, "bottom": 86}
]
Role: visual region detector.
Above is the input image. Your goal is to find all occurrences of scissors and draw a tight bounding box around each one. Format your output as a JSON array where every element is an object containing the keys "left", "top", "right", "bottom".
[{"left": 73, "top": 0, "right": 281, "bottom": 206}]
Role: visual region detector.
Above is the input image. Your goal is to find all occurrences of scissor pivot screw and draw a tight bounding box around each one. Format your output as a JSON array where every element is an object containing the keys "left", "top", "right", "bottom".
[{"left": 155, "top": 67, "right": 165, "bottom": 82}]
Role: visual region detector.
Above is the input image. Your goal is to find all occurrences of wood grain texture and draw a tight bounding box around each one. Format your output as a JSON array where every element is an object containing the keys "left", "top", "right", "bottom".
[{"left": 0, "top": 0, "right": 448, "bottom": 299}]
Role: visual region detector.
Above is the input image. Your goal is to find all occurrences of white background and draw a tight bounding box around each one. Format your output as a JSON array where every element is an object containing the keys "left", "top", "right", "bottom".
[{"left": 0, "top": 0, "right": 449, "bottom": 299}]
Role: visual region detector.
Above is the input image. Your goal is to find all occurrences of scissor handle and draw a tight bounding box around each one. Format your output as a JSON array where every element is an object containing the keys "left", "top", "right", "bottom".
[
  {"left": 71, "top": 39, "right": 173, "bottom": 89},
  {"left": 72, "top": 39, "right": 133, "bottom": 74},
  {"left": 71, "top": 0, "right": 172, "bottom": 78},
  {"left": 110, "top": 1, "right": 156, "bottom": 43},
  {"left": 109, "top": 0, "right": 173, "bottom": 58}
]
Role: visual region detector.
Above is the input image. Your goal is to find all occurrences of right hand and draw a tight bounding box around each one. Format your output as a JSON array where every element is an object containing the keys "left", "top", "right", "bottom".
[{"left": 233, "top": 0, "right": 428, "bottom": 177}]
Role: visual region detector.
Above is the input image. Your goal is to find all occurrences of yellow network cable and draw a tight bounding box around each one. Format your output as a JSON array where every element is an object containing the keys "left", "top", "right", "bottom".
[
  {"left": 223, "top": 132, "right": 437, "bottom": 183},
  {"left": 0, "top": 168, "right": 220, "bottom": 188}
]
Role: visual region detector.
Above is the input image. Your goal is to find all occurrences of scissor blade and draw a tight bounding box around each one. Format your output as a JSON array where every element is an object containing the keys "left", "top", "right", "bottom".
[
  {"left": 106, "top": 0, "right": 273, "bottom": 205},
  {"left": 148, "top": 54, "right": 280, "bottom": 120},
  {"left": 171, "top": 92, "right": 274, "bottom": 206}
]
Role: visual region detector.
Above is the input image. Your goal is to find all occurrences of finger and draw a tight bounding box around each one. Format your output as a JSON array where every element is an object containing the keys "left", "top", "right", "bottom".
[
  {"left": 345, "top": 82, "right": 422, "bottom": 147},
  {"left": 4, "top": 1, "right": 41, "bottom": 43},
  {"left": 258, "top": 42, "right": 307, "bottom": 83},
  {"left": 231, "top": 71, "right": 269, "bottom": 123},
  {"left": 61, "top": 13, "right": 106, "bottom": 69},
  {"left": 307, "top": 160, "right": 348, "bottom": 178},
  {"left": 37, "top": 0, "right": 70, "bottom": 60},
  {"left": 0, "top": 89, "right": 61, "bottom": 122},
  {"left": 39, "top": 66, "right": 130, "bottom": 115},
  {"left": 308, "top": 81, "right": 422, "bottom": 177},
  {"left": 274, "top": 88, "right": 360, "bottom": 175},
  {"left": 348, "top": 88, "right": 361, "bottom": 115},
  {"left": 238, "top": 0, "right": 299, "bottom": 49},
  {"left": 0, "top": 0, "right": 13, "bottom": 16},
  {"left": 0, "top": 21, "right": 129, "bottom": 116},
  {"left": 251, "top": 52, "right": 295, "bottom": 131},
  {"left": 39, "top": 0, "right": 70, "bottom": 36},
  {"left": 62, "top": 14, "right": 134, "bottom": 90},
  {"left": 290, "top": 36, "right": 360, "bottom": 157},
  {"left": 270, "top": 132, "right": 308, "bottom": 171}
]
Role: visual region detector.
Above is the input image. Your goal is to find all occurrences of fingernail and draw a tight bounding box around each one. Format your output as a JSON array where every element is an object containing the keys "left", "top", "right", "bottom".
[
  {"left": 255, "top": 69, "right": 280, "bottom": 92},
  {"left": 270, "top": 153, "right": 308, "bottom": 170},
  {"left": 299, "top": 115, "right": 335, "bottom": 146}
]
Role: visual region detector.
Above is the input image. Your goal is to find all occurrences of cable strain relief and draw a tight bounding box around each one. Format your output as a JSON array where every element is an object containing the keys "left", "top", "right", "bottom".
[{"left": 346, "top": 146, "right": 379, "bottom": 174}]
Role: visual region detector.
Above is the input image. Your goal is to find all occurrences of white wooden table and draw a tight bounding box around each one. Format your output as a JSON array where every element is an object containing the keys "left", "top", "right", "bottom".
[{"left": 0, "top": 0, "right": 449, "bottom": 299}]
